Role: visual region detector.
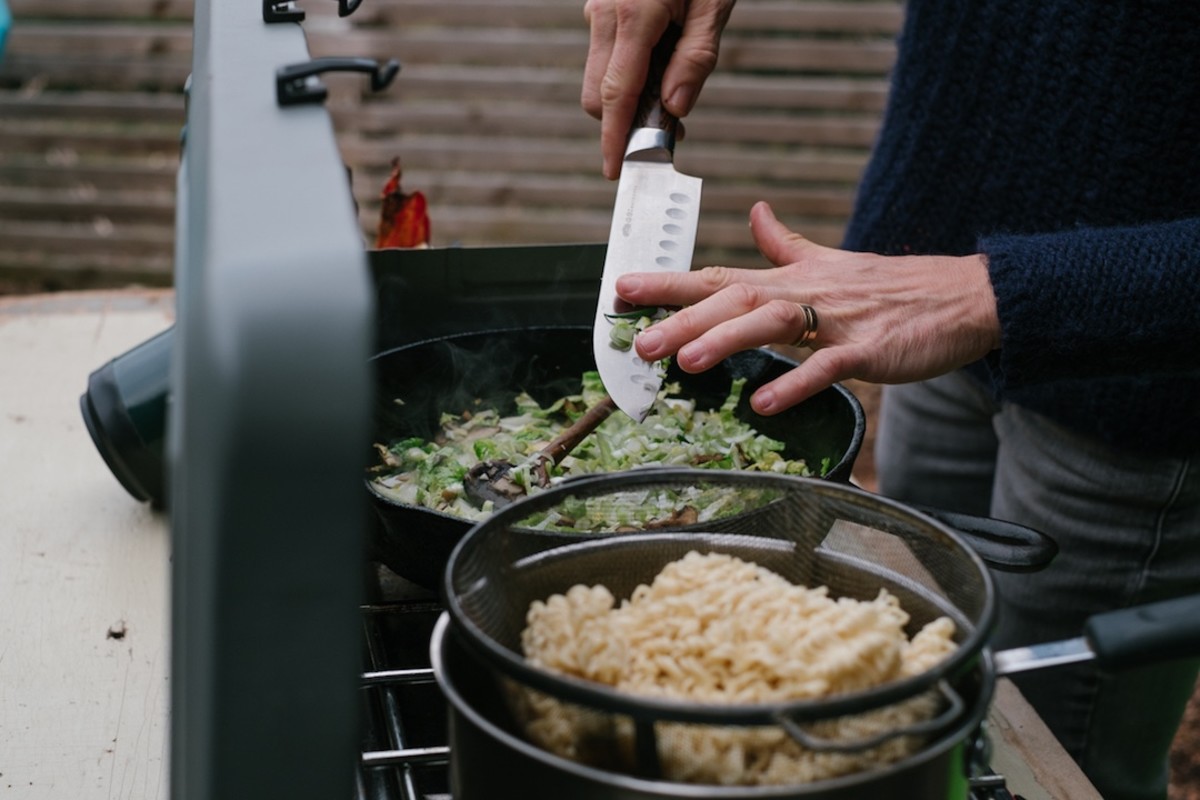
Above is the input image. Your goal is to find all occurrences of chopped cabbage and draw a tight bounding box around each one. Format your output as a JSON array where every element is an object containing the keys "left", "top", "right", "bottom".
[{"left": 369, "top": 371, "right": 818, "bottom": 523}]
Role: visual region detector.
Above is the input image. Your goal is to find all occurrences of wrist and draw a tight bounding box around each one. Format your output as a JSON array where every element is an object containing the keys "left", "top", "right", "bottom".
[{"left": 968, "top": 253, "right": 1002, "bottom": 352}]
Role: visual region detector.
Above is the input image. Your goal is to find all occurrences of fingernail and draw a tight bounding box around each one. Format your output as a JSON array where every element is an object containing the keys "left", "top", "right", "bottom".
[
  {"left": 617, "top": 275, "right": 642, "bottom": 295},
  {"left": 637, "top": 329, "right": 663, "bottom": 356},
  {"left": 668, "top": 85, "right": 694, "bottom": 115},
  {"left": 753, "top": 388, "right": 776, "bottom": 414},
  {"left": 679, "top": 341, "right": 709, "bottom": 369}
]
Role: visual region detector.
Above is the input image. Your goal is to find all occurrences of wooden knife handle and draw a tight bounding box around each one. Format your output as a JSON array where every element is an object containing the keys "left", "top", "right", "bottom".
[{"left": 630, "top": 24, "right": 683, "bottom": 141}]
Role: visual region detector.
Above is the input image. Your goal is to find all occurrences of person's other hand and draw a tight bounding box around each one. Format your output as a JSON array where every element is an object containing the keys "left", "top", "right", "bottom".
[
  {"left": 582, "top": 0, "right": 736, "bottom": 179},
  {"left": 616, "top": 202, "right": 1002, "bottom": 414}
]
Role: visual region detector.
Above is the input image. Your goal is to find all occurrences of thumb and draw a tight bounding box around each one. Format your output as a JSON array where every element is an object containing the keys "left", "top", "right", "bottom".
[{"left": 749, "top": 201, "right": 821, "bottom": 267}]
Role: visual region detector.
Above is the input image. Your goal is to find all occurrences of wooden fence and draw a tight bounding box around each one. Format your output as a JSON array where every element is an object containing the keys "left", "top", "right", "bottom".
[{"left": 0, "top": 0, "right": 901, "bottom": 291}]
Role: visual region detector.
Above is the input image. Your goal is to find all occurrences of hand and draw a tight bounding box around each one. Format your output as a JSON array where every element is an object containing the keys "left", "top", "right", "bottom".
[
  {"left": 616, "top": 202, "right": 1003, "bottom": 414},
  {"left": 582, "top": 0, "right": 736, "bottom": 179}
]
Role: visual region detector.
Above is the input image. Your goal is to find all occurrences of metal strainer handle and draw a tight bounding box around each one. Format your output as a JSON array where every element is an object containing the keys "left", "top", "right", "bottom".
[{"left": 774, "top": 679, "right": 965, "bottom": 754}]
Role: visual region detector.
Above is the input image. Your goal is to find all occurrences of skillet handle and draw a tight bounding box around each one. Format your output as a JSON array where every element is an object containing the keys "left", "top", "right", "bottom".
[
  {"left": 1087, "top": 593, "right": 1200, "bottom": 671},
  {"left": 909, "top": 503, "right": 1058, "bottom": 573}
]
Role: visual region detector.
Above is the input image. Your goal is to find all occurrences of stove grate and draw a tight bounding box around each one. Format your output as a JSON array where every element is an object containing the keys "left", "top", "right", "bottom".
[{"left": 358, "top": 595, "right": 450, "bottom": 800}]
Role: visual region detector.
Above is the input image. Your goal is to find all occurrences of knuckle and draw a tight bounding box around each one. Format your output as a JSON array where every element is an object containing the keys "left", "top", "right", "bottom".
[
  {"left": 814, "top": 347, "right": 859, "bottom": 381},
  {"left": 700, "top": 276, "right": 770, "bottom": 315},
  {"left": 695, "top": 265, "right": 739, "bottom": 294},
  {"left": 678, "top": 44, "right": 719, "bottom": 76},
  {"left": 726, "top": 282, "right": 769, "bottom": 312},
  {"left": 763, "top": 297, "right": 804, "bottom": 327},
  {"left": 694, "top": 264, "right": 727, "bottom": 287},
  {"left": 613, "top": 0, "right": 647, "bottom": 27}
]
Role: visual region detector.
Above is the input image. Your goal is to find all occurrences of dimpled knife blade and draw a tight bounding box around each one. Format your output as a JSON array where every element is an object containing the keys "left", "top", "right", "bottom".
[{"left": 592, "top": 24, "right": 702, "bottom": 422}]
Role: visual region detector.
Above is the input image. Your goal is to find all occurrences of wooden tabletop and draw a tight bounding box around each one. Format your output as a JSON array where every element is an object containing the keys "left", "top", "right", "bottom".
[
  {"left": 0, "top": 289, "right": 172, "bottom": 799},
  {"left": 0, "top": 288, "right": 1099, "bottom": 800}
]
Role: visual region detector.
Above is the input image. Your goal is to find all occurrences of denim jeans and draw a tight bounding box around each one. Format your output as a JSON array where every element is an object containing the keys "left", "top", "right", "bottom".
[{"left": 874, "top": 371, "right": 1200, "bottom": 800}]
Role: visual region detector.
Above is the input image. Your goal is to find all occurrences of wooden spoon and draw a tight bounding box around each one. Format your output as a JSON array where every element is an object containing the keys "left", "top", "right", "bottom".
[{"left": 464, "top": 395, "right": 618, "bottom": 508}]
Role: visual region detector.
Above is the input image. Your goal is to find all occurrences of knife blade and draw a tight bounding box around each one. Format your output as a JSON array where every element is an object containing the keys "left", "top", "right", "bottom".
[
  {"left": 593, "top": 25, "right": 702, "bottom": 422},
  {"left": 994, "top": 592, "right": 1200, "bottom": 676},
  {"left": 992, "top": 636, "right": 1094, "bottom": 676}
]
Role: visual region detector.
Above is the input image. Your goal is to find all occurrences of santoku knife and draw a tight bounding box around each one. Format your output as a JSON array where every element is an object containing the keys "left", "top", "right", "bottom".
[{"left": 593, "top": 25, "right": 702, "bottom": 422}]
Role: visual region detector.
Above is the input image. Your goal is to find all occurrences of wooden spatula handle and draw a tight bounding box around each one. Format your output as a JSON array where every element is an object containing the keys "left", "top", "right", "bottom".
[{"left": 539, "top": 394, "right": 619, "bottom": 466}]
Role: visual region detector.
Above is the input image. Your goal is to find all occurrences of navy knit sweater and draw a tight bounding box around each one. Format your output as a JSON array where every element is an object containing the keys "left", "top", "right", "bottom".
[{"left": 841, "top": 1, "right": 1200, "bottom": 455}]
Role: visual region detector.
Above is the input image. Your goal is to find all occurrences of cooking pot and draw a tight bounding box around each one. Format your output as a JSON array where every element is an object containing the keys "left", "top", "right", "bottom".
[
  {"left": 365, "top": 327, "right": 1053, "bottom": 589},
  {"left": 433, "top": 470, "right": 1200, "bottom": 799},
  {"left": 432, "top": 612, "right": 993, "bottom": 799}
]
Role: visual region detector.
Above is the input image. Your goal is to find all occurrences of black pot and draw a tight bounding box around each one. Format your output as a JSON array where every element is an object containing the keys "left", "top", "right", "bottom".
[
  {"left": 431, "top": 613, "right": 993, "bottom": 800},
  {"left": 365, "top": 326, "right": 865, "bottom": 588}
]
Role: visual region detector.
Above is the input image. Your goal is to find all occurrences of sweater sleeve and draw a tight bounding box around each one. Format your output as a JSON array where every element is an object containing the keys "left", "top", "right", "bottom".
[{"left": 978, "top": 216, "right": 1200, "bottom": 391}]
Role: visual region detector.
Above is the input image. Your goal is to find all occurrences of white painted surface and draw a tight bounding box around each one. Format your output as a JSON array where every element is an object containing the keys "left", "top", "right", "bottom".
[{"left": 0, "top": 290, "right": 173, "bottom": 799}]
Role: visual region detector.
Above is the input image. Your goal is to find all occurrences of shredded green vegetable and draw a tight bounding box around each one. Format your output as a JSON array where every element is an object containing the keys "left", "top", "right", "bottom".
[{"left": 369, "top": 371, "right": 817, "bottom": 522}]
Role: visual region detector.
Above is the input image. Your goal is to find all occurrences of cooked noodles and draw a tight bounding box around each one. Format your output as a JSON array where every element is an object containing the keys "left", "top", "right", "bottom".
[{"left": 516, "top": 551, "right": 957, "bottom": 786}]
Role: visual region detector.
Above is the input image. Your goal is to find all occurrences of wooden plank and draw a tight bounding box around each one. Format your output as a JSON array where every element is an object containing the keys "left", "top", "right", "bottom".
[
  {"left": 349, "top": 0, "right": 902, "bottom": 35},
  {"left": 0, "top": 249, "right": 173, "bottom": 282},
  {"left": 0, "top": 120, "right": 182, "bottom": 157},
  {"left": 367, "top": 65, "right": 889, "bottom": 112},
  {"left": 337, "top": 100, "right": 880, "bottom": 148},
  {"left": 7, "top": 0, "right": 193, "bottom": 21},
  {"left": 718, "top": 35, "right": 895, "bottom": 74},
  {"left": 0, "top": 89, "right": 184, "bottom": 122},
  {"left": 729, "top": 1, "right": 903, "bottom": 33},
  {"left": 4, "top": 22, "right": 193, "bottom": 57},
  {"left": 988, "top": 679, "right": 1103, "bottom": 800},
  {"left": 351, "top": 170, "right": 856, "bottom": 218},
  {"left": 0, "top": 55, "right": 191, "bottom": 90},
  {"left": 0, "top": 186, "right": 175, "bottom": 223},
  {"left": 340, "top": 135, "right": 871, "bottom": 185},
  {"left": 0, "top": 159, "right": 177, "bottom": 191},
  {"left": 0, "top": 220, "right": 174, "bottom": 258},
  {"left": 313, "top": 28, "right": 895, "bottom": 75},
  {"left": 355, "top": 204, "right": 845, "bottom": 252}
]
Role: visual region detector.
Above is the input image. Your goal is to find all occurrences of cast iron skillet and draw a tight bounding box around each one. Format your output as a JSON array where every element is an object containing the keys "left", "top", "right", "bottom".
[
  {"left": 365, "top": 326, "right": 862, "bottom": 587},
  {"left": 364, "top": 326, "right": 1054, "bottom": 589}
]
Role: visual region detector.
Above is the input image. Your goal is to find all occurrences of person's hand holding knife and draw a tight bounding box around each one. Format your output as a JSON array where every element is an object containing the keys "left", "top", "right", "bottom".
[{"left": 581, "top": 0, "right": 1001, "bottom": 417}]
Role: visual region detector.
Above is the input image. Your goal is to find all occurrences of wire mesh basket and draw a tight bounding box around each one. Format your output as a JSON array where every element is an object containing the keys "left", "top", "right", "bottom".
[{"left": 443, "top": 469, "right": 998, "bottom": 786}]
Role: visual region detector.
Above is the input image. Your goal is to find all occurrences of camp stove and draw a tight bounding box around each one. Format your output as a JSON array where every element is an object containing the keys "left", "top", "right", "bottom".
[{"left": 161, "top": 2, "right": 1034, "bottom": 799}]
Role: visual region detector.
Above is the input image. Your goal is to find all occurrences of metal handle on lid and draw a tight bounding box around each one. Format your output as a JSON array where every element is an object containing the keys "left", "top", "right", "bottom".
[
  {"left": 264, "top": 0, "right": 361, "bottom": 23},
  {"left": 263, "top": 0, "right": 304, "bottom": 23},
  {"left": 774, "top": 679, "right": 965, "bottom": 753},
  {"left": 276, "top": 57, "right": 400, "bottom": 106}
]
